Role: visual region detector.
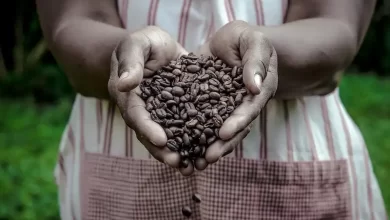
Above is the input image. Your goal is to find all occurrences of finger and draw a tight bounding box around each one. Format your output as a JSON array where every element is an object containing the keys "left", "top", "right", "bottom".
[
  {"left": 219, "top": 83, "right": 273, "bottom": 140},
  {"left": 194, "top": 158, "right": 208, "bottom": 171},
  {"left": 115, "top": 35, "right": 150, "bottom": 92},
  {"left": 125, "top": 92, "right": 168, "bottom": 147},
  {"left": 241, "top": 32, "right": 273, "bottom": 95},
  {"left": 143, "top": 41, "right": 188, "bottom": 77},
  {"left": 205, "top": 126, "right": 251, "bottom": 164},
  {"left": 179, "top": 162, "right": 195, "bottom": 176},
  {"left": 138, "top": 136, "right": 181, "bottom": 168}
]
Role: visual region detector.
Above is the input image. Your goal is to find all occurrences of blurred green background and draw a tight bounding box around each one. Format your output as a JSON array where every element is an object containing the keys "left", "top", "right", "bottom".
[{"left": 0, "top": 1, "right": 389, "bottom": 219}]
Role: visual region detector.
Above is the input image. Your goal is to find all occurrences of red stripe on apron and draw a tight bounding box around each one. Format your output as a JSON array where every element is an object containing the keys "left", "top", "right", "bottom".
[
  {"left": 178, "top": 0, "right": 192, "bottom": 48},
  {"left": 225, "top": 0, "right": 236, "bottom": 21},
  {"left": 320, "top": 97, "right": 336, "bottom": 159},
  {"left": 282, "top": 0, "right": 289, "bottom": 23},
  {"left": 206, "top": 12, "right": 214, "bottom": 40},
  {"left": 300, "top": 99, "right": 318, "bottom": 160},
  {"left": 67, "top": 124, "right": 75, "bottom": 219},
  {"left": 147, "top": 0, "right": 158, "bottom": 26},
  {"left": 334, "top": 94, "right": 359, "bottom": 220},
  {"left": 96, "top": 100, "right": 102, "bottom": 144},
  {"left": 283, "top": 101, "right": 293, "bottom": 161},
  {"left": 254, "top": 0, "right": 265, "bottom": 26},
  {"left": 103, "top": 103, "right": 115, "bottom": 155},
  {"left": 58, "top": 154, "right": 66, "bottom": 176},
  {"left": 363, "top": 140, "right": 375, "bottom": 220},
  {"left": 125, "top": 125, "right": 129, "bottom": 157}
]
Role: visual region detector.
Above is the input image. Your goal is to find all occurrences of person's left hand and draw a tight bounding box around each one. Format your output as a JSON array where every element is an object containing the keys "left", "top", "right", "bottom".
[{"left": 194, "top": 20, "right": 278, "bottom": 169}]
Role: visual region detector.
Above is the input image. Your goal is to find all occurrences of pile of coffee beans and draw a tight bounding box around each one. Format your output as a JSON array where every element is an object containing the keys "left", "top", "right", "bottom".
[{"left": 140, "top": 52, "right": 247, "bottom": 167}]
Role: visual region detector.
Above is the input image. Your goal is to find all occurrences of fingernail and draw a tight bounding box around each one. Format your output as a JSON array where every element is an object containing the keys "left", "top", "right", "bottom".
[
  {"left": 120, "top": 71, "right": 129, "bottom": 80},
  {"left": 254, "top": 73, "right": 262, "bottom": 89}
]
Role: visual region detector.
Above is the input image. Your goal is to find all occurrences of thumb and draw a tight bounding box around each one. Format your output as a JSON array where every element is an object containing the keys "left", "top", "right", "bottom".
[{"left": 116, "top": 36, "right": 150, "bottom": 92}]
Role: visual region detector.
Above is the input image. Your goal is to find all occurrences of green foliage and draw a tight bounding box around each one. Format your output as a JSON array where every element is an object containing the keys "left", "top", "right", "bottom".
[
  {"left": 339, "top": 74, "right": 390, "bottom": 213},
  {"left": 0, "top": 74, "right": 388, "bottom": 219},
  {"left": 0, "top": 98, "right": 73, "bottom": 220}
]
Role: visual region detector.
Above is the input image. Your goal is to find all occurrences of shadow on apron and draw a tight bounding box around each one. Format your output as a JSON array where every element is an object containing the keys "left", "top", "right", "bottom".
[{"left": 80, "top": 151, "right": 351, "bottom": 220}]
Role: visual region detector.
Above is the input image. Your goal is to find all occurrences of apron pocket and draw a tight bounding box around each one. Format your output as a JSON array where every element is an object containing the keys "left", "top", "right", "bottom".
[
  {"left": 81, "top": 152, "right": 197, "bottom": 220},
  {"left": 81, "top": 153, "right": 351, "bottom": 220},
  {"left": 196, "top": 158, "right": 351, "bottom": 220}
]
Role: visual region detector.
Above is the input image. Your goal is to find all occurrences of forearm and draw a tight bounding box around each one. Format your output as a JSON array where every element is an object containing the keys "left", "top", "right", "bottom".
[
  {"left": 47, "top": 19, "right": 128, "bottom": 99},
  {"left": 257, "top": 18, "right": 357, "bottom": 99}
]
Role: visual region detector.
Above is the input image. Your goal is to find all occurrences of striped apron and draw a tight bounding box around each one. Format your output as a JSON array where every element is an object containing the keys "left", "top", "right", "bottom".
[{"left": 55, "top": 0, "right": 387, "bottom": 219}]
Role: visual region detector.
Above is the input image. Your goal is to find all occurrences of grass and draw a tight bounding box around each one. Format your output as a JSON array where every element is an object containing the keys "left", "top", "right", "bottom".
[{"left": 0, "top": 74, "right": 388, "bottom": 219}]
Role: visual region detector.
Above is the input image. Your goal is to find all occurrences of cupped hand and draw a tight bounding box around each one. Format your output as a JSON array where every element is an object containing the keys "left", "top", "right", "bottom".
[
  {"left": 108, "top": 26, "right": 194, "bottom": 175},
  {"left": 195, "top": 20, "right": 278, "bottom": 166}
]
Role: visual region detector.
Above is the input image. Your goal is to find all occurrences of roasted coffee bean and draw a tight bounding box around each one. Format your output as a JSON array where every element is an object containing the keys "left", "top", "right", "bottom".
[
  {"left": 203, "top": 128, "right": 214, "bottom": 137},
  {"left": 199, "top": 133, "right": 207, "bottom": 145},
  {"left": 213, "top": 115, "right": 224, "bottom": 127},
  {"left": 186, "top": 119, "right": 198, "bottom": 128},
  {"left": 219, "top": 107, "right": 227, "bottom": 116},
  {"left": 207, "top": 136, "right": 217, "bottom": 145},
  {"left": 181, "top": 159, "right": 190, "bottom": 168},
  {"left": 140, "top": 53, "right": 247, "bottom": 166},
  {"left": 156, "top": 109, "right": 166, "bottom": 118},
  {"left": 146, "top": 103, "right": 154, "bottom": 111},
  {"left": 167, "top": 140, "right": 179, "bottom": 151},
  {"left": 209, "top": 85, "right": 219, "bottom": 92},
  {"left": 235, "top": 93, "right": 243, "bottom": 105},
  {"left": 198, "top": 94, "right": 209, "bottom": 102},
  {"left": 196, "top": 124, "right": 204, "bottom": 131},
  {"left": 209, "top": 78, "right": 220, "bottom": 86},
  {"left": 172, "top": 86, "right": 185, "bottom": 96},
  {"left": 182, "top": 206, "right": 192, "bottom": 217},
  {"left": 187, "top": 109, "right": 198, "bottom": 117},
  {"left": 192, "top": 194, "right": 202, "bottom": 203},
  {"left": 193, "top": 129, "right": 202, "bottom": 138},
  {"left": 231, "top": 66, "right": 238, "bottom": 77},
  {"left": 164, "top": 128, "right": 174, "bottom": 139},
  {"left": 209, "top": 92, "right": 221, "bottom": 100},
  {"left": 214, "top": 128, "right": 220, "bottom": 138},
  {"left": 161, "top": 91, "right": 173, "bottom": 100},
  {"left": 183, "top": 133, "right": 190, "bottom": 146},
  {"left": 193, "top": 145, "right": 201, "bottom": 156},
  {"left": 210, "top": 100, "right": 219, "bottom": 104},
  {"left": 187, "top": 65, "right": 200, "bottom": 73}
]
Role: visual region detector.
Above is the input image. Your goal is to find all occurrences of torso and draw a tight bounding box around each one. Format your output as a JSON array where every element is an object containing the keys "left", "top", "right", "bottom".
[{"left": 54, "top": 1, "right": 387, "bottom": 219}]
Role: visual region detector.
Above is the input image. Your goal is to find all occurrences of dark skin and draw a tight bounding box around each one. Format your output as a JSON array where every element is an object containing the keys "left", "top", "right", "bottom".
[{"left": 36, "top": 0, "right": 376, "bottom": 175}]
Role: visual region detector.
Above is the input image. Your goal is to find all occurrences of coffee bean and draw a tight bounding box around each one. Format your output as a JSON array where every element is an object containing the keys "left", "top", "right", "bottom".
[
  {"left": 213, "top": 115, "right": 224, "bottom": 127},
  {"left": 186, "top": 119, "right": 198, "bottom": 128},
  {"left": 209, "top": 92, "right": 220, "bottom": 100},
  {"left": 182, "top": 206, "right": 192, "bottom": 217},
  {"left": 164, "top": 128, "right": 174, "bottom": 139},
  {"left": 156, "top": 109, "right": 166, "bottom": 118},
  {"left": 209, "top": 85, "right": 219, "bottom": 92},
  {"left": 167, "top": 140, "right": 179, "bottom": 151},
  {"left": 198, "top": 94, "right": 209, "bottom": 102},
  {"left": 181, "top": 159, "right": 190, "bottom": 168},
  {"left": 198, "top": 73, "right": 210, "bottom": 81},
  {"left": 140, "top": 53, "right": 247, "bottom": 167},
  {"left": 199, "top": 133, "right": 207, "bottom": 145},
  {"left": 192, "top": 194, "right": 202, "bottom": 203},
  {"left": 172, "top": 86, "right": 185, "bottom": 96},
  {"left": 161, "top": 91, "right": 173, "bottom": 100},
  {"left": 186, "top": 109, "right": 197, "bottom": 117},
  {"left": 187, "top": 65, "right": 201, "bottom": 73},
  {"left": 183, "top": 133, "right": 190, "bottom": 146}
]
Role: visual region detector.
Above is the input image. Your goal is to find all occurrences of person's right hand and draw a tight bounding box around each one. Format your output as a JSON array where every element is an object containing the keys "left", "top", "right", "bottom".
[{"left": 108, "top": 26, "right": 193, "bottom": 175}]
